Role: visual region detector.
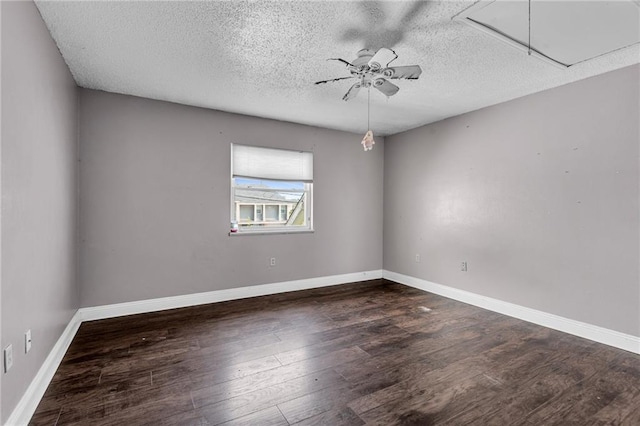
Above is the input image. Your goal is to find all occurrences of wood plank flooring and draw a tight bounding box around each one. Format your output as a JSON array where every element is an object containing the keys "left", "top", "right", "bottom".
[{"left": 30, "top": 279, "right": 640, "bottom": 425}]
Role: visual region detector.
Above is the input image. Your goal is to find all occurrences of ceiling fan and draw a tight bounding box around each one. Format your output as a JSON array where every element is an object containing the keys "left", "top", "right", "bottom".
[{"left": 314, "top": 48, "right": 422, "bottom": 101}]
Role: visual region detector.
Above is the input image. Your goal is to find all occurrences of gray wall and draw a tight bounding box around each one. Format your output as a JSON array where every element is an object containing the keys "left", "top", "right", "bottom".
[
  {"left": 1, "top": 1, "right": 79, "bottom": 422},
  {"left": 79, "top": 89, "right": 384, "bottom": 307},
  {"left": 384, "top": 64, "right": 640, "bottom": 337}
]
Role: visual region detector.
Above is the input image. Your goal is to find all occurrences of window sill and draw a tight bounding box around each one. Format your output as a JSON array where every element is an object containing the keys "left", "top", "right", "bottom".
[{"left": 228, "top": 229, "right": 314, "bottom": 237}]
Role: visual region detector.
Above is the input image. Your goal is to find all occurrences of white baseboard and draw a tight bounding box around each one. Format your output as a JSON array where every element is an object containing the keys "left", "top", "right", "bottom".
[
  {"left": 80, "top": 270, "right": 383, "bottom": 322},
  {"left": 383, "top": 270, "right": 640, "bottom": 355},
  {"left": 11, "top": 268, "right": 636, "bottom": 425},
  {"left": 5, "top": 311, "right": 83, "bottom": 426}
]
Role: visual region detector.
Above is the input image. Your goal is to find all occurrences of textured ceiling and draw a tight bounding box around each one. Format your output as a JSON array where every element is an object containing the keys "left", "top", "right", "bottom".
[{"left": 35, "top": 1, "right": 640, "bottom": 136}]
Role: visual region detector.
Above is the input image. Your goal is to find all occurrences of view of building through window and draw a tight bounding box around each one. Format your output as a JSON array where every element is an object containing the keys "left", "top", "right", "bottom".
[{"left": 232, "top": 178, "right": 308, "bottom": 229}]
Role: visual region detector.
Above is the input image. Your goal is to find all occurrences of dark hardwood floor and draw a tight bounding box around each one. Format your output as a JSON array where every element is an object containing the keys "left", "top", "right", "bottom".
[{"left": 31, "top": 279, "right": 640, "bottom": 425}]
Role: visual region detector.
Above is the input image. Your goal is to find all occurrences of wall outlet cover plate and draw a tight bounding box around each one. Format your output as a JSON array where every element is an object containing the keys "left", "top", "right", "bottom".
[{"left": 4, "top": 344, "right": 13, "bottom": 373}]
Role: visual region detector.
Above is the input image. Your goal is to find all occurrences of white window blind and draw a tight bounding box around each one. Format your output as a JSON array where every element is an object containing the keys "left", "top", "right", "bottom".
[{"left": 232, "top": 144, "right": 313, "bottom": 182}]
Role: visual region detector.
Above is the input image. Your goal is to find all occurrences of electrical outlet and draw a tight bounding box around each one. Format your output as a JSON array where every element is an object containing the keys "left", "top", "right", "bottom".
[
  {"left": 270, "top": 257, "right": 276, "bottom": 267},
  {"left": 25, "top": 330, "right": 32, "bottom": 353},
  {"left": 461, "top": 261, "right": 468, "bottom": 272},
  {"left": 4, "top": 344, "right": 13, "bottom": 373},
  {"left": 415, "top": 254, "right": 421, "bottom": 263}
]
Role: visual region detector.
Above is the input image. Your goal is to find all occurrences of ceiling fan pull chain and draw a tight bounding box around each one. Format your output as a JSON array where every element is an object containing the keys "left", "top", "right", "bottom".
[
  {"left": 528, "top": 0, "right": 532, "bottom": 56},
  {"left": 367, "top": 88, "right": 371, "bottom": 131}
]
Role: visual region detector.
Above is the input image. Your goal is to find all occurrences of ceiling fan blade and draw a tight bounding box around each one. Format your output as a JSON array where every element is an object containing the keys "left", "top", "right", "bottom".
[
  {"left": 314, "top": 76, "right": 355, "bottom": 85},
  {"left": 367, "top": 48, "right": 398, "bottom": 71},
  {"left": 373, "top": 79, "right": 399, "bottom": 97},
  {"left": 382, "top": 65, "right": 422, "bottom": 80},
  {"left": 342, "top": 83, "right": 361, "bottom": 101},
  {"left": 328, "top": 58, "right": 354, "bottom": 67}
]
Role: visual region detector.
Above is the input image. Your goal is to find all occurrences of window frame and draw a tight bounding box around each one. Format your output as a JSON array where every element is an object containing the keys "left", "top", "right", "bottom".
[{"left": 230, "top": 144, "right": 314, "bottom": 236}]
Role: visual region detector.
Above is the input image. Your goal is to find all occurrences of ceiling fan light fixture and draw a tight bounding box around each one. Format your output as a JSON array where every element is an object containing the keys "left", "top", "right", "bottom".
[
  {"left": 315, "top": 47, "right": 422, "bottom": 152},
  {"left": 315, "top": 47, "right": 421, "bottom": 101}
]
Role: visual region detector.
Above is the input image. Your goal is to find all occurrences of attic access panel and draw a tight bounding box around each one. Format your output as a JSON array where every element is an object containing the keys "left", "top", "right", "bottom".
[{"left": 455, "top": 0, "right": 640, "bottom": 67}]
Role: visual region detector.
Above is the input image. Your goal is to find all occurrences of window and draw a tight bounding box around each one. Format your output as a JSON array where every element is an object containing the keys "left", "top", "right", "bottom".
[
  {"left": 231, "top": 144, "right": 313, "bottom": 234},
  {"left": 265, "top": 205, "right": 279, "bottom": 221}
]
